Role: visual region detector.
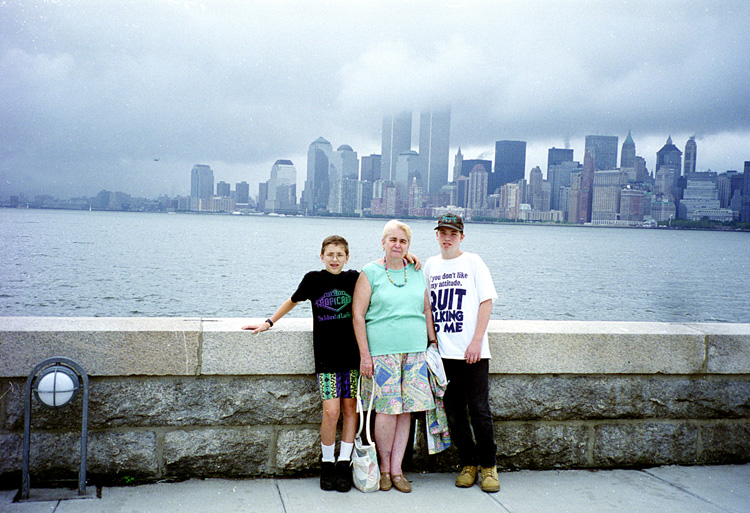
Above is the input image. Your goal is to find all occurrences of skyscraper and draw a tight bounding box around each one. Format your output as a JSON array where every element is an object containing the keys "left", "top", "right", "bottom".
[
  {"left": 467, "top": 164, "right": 488, "bottom": 211},
  {"left": 684, "top": 136, "right": 697, "bottom": 175},
  {"left": 265, "top": 159, "right": 296, "bottom": 214},
  {"left": 585, "top": 135, "right": 619, "bottom": 170},
  {"left": 656, "top": 135, "right": 683, "bottom": 199},
  {"left": 419, "top": 106, "right": 451, "bottom": 195},
  {"left": 235, "top": 181, "right": 250, "bottom": 205},
  {"left": 741, "top": 161, "right": 750, "bottom": 223},
  {"left": 620, "top": 130, "right": 636, "bottom": 169},
  {"left": 360, "top": 154, "right": 381, "bottom": 182},
  {"left": 190, "top": 164, "right": 214, "bottom": 200},
  {"left": 493, "top": 140, "right": 526, "bottom": 193},
  {"left": 304, "top": 137, "right": 333, "bottom": 213},
  {"left": 547, "top": 147, "right": 574, "bottom": 174},
  {"left": 381, "top": 112, "right": 412, "bottom": 182}
]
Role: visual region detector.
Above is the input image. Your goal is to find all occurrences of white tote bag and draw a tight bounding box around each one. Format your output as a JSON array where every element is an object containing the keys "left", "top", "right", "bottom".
[{"left": 352, "top": 376, "right": 380, "bottom": 492}]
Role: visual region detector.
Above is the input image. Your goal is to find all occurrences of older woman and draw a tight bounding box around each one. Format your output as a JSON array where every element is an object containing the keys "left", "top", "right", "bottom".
[{"left": 352, "top": 220, "right": 435, "bottom": 493}]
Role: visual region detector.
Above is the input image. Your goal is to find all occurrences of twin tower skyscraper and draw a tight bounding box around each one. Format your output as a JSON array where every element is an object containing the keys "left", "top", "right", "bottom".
[
  {"left": 303, "top": 107, "right": 451, "bottom": 215},
  {"left": 381, "top": 108, "right": 451, "bottom": 197}
]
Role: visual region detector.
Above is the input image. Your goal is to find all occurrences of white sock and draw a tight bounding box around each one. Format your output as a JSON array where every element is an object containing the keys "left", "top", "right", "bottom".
[
  {"left": 321, "top": 443, "right": 336, "bottom": 463},
  {"left": 338, "top": 441, "right": 354, "bottom": 462}
]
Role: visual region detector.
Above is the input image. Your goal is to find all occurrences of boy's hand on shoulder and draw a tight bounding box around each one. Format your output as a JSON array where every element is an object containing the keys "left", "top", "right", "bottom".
[{"left": 404, "top": 252, "right": 422, "bottom": 271}]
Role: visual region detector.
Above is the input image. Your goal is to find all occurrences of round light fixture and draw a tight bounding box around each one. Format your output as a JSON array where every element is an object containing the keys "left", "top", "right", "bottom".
[{"left": 33, "top": 365, "right": 80, "bottom": 408}]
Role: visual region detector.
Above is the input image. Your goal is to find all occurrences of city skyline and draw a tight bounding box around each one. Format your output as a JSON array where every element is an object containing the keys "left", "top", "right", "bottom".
[{"left": 2, "top": 1, "right": 749, "bottom": 199}]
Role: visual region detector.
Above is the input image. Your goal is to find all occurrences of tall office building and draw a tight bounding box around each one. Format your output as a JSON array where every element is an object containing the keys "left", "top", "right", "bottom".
[
  {"left": 328, "top": 144, "right": 359, "bottom": 214},
  {"left": 304, "top": 137, "right": 333, "bottom": 213},
  {"left": 467, "top": 165, "right": 488, "bottom": 210},
  {"left": 216, "top": 181, "right": 230, "bottom": 198},
  {"left": 419, "top": 106, "right": 451, "bottom": 195},
  {"left": 575, "top": 151, "right": 596, "bottom": 223},
  {"left": 493, "top": 140, "right": 526, "bottom": 193},
  {"left": 585, "top": 135, "right": 619, "bottom": 170},
  {"left": 548, "top": 160, "right": 581, "bottom": 211},
  {"left": 740, "top": 161, "right": 750, "bottom": 223},
  {"left": 453, "top": 148, "right": 463, "bottom": 182},
  {"left": 684, "top": 136, "right": 697, "bottom": 175},
  {"left": 591, "top": 170, "right": 627, "bottom": 224},
  {"left": 461, "top": 159, "right": 492, "bottom": 178},
  {"left": 235, "top": 181, "right": 249, "bottom": 205},
  {"left": 620, "top": 130, "right": 636, "bottom": 169},
  {"left": 394, "top": 150, "right": 421, "bottom": 207},
  {"left": 656, "top": 136, "right": 683, "bottom": 198},
  {"left": 265, "top": 159, "right": 297, "bottom": 214},
  {"left": 190, "top": 164, "right": 214, "bottom": 200},
  {"left": 360, "top": 154, "right": 381, "bottom": 182},
  {"left": 547, "top": 147, "right": 574, "bottom": 174},
  {"left": 381, "top": 112, "right": 412, "bottom": 182}
]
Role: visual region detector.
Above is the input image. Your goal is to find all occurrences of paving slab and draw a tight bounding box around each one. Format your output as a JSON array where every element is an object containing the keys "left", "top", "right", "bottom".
[
  {"left": 492, "top": 468, "right": 737, "bottom": 513},
  {"left": 645, "top": 465, "right": 750, "bottom": 513},
  {"left": 277, "top": 473, "right": 502, "bottom": 513}
]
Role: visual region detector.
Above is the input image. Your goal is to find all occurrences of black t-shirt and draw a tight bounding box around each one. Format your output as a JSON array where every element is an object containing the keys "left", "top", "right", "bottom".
[{"left": 291, "top": 269, "right": 360, "bottom": 373}]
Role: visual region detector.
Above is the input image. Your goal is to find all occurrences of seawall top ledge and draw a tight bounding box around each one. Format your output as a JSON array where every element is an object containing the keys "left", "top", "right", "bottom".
[{"left": 1, "top": 318, "right": 748, "bottom": 377}]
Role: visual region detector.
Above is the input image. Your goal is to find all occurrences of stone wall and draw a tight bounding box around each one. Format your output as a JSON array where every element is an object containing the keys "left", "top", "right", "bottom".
[{"left": 1, "top": 317, "right": 749, "bottom": 486}]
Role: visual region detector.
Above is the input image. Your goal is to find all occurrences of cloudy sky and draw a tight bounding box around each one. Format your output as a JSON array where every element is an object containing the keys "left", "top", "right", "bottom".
[{"left": 2, "top": 0, "right": 749, "bottom": 200}]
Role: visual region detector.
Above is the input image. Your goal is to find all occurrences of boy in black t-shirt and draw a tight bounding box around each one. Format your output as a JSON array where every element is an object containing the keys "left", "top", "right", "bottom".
[{"left": 242, "top": 235, "right": 360, "bottom": 492}]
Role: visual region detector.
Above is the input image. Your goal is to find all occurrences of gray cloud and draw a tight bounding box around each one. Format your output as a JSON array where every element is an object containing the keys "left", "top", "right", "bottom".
[{"left": 1, "top": 0, "right": 749, "bottom": 199}]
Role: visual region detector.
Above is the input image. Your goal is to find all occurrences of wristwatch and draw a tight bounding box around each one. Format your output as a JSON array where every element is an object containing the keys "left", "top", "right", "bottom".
[{"left": 265, "top": 318, "right": 274, "bottom": 327}]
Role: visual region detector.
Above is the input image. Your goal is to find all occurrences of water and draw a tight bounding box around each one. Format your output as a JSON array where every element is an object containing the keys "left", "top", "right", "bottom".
[{"left": 1, "top": 208, "right": 748, "bottom": 323}]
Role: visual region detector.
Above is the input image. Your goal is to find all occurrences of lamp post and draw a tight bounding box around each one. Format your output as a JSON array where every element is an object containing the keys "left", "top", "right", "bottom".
[{"left": 21, "top": 357, "right": 89, "bottom": 500}]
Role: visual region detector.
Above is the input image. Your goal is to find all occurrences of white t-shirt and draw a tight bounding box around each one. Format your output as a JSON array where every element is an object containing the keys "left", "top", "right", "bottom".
[{"left": 423, "top": 252, "right": 498, "bottom": 360}]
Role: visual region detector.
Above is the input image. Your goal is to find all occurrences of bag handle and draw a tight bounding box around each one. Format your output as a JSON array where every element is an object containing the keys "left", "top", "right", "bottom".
[{"left": 356, "top": 375, "right": 375, "bottom": 445}]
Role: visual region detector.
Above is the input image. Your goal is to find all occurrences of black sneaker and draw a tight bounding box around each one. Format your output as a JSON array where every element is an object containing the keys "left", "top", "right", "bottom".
[
  {"left": 320, "top": 461, "right": 336, "bottom": 491},
  {"left": 334, "top": 460, "right": 352, "bottom": 492}
]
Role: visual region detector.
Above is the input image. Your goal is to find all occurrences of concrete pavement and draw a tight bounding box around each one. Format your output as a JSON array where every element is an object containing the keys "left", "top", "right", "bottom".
[{"left": 2, "top": 465, "right": 749, "bottom": 513}]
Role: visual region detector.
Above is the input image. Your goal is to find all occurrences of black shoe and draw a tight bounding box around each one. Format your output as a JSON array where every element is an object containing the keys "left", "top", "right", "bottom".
[
  {"left": 334, "top": 460, "right": 352, "bottom": 492},
  {"left": 320, "top": 461, "right": 336, "bottom": 491}
]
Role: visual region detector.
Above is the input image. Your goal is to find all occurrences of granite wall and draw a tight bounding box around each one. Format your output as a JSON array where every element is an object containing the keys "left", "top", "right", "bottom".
[{"left": 1, "top": 318, "right": 749, "bottom": 486}]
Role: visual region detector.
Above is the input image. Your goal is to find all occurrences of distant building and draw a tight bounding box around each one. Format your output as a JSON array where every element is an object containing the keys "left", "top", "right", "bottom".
[
  {"left": 265, "top": 159, "right": 297, "bottom": 214},
  {"left": 304, "top": 137, "right": 333, "bottom": 214},
  {"left": 620, "top": 130, "right": 636, "bottom": 169},
  {"left": 591, "top": 170, "right": 627, "bottom": 224},
  {"left": 419, "top": 107, "right": 451, "bottom": 195},
  {"left": 460, "top": 159, "right": 492, "bottom": 179},
  {"left": 394, "top": 150, "right": 421, "bottom": 211},
  {"left": 548, "top": 160, "right": 581, "bottom": 211},
  {"left": 467, "top": 164, "right": 488, "bottom": 211},
  {"left": 656, "top": 136, "right": 683, "bottom": 199},
  {"left": 328, "top": 144, "right": 359, "bottom": 214},
  {"left": 585, "top": 135, "right": 619, "bottom": 170},
  {"left": 547, "top": 147, "right": 574, "bottom": 174},
  {"left": 216, "top": 181, "right": 230, "bottom": 198},
  {"left": 190, "top": 165, "right": 214, "bottom": 201},
  {"left": 235, "top": 181, "right": 249, "bottom": 205},
  {"left": 381, "top": 112, "right": 412, "bottom": 182},
  {"left": 741, "top": 162, "right": 750, "bottom": 222},
  {"left": 619, "top": 186, "right": 647, "bottom": 223},
  {"left": 684, "top": 136, "right": 697, "bottom": 176},
  {"left": 360, "top": 154, "right": 381, "bottom": 182},
  {"left": 493, "top": 140, "right": 526, "bottom": 193}
]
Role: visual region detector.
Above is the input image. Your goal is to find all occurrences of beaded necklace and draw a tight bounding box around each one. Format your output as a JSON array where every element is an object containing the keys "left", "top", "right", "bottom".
[{"left": 383, "top": 258, "right": 407, "bottom": 287}]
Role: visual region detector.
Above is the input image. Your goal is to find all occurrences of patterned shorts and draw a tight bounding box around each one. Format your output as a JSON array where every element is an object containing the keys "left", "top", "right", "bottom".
[
  {"left": 362, "top": 352, "right": 435, "bottom": 414},
  {"left": 317, "top": 369, "right": 359, "bottom": 401}
]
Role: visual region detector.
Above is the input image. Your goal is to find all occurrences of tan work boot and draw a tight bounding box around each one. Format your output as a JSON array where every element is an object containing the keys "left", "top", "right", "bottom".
[
  {"left": 455, "top": 465, "right": 478, "bottom": 488},
  {"left": 480, "top": 466, "right": 500, "bottom": 493}
]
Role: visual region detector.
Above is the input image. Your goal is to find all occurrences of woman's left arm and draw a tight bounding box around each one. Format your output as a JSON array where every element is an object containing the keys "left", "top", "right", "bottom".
[{"left": 352, "top": 272, "right": 374, "bottom": 378}]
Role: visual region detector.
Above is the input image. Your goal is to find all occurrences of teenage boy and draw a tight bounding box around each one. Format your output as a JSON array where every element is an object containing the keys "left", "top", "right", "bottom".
[
  {"left": 423, "top": 213, "right": 500, "bottom": 493},
  {"left": 242, "top": 235, "right": 359, "bottom": 492}
]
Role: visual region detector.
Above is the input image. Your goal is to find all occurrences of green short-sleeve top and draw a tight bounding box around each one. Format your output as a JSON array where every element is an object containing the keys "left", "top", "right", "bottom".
[{"left": 362, "top": 261, "right": 427, "bottom": 356}]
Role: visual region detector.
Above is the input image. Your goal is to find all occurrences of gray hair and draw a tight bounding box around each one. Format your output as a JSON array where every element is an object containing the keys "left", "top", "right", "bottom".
[{"left": 381, "top": 219, "right": 412, "bottom": 244}]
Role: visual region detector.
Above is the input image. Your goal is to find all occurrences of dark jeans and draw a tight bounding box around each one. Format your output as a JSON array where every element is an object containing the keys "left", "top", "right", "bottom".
[{"left": 442, "top": 358, "right": 497, "bottom": 468}]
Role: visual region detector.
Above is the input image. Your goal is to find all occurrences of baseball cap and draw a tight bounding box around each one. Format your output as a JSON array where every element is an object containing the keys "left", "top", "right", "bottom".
[{"left": 435, "top": 213, "right": 464, "bottom": 232}]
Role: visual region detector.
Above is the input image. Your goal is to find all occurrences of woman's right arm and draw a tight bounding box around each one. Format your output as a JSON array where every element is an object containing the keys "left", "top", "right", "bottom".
[{"left": 352, "top": 271, "right": 373, "bottom": 378}]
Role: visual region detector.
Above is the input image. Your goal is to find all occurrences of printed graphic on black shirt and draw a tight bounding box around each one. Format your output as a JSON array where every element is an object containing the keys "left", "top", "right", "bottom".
[
  {"left": 315, "top": 289, "right": 353, "bottom": 322},
  {"left": 429, "top": 271, "right": 469, "bottom": 334}
]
